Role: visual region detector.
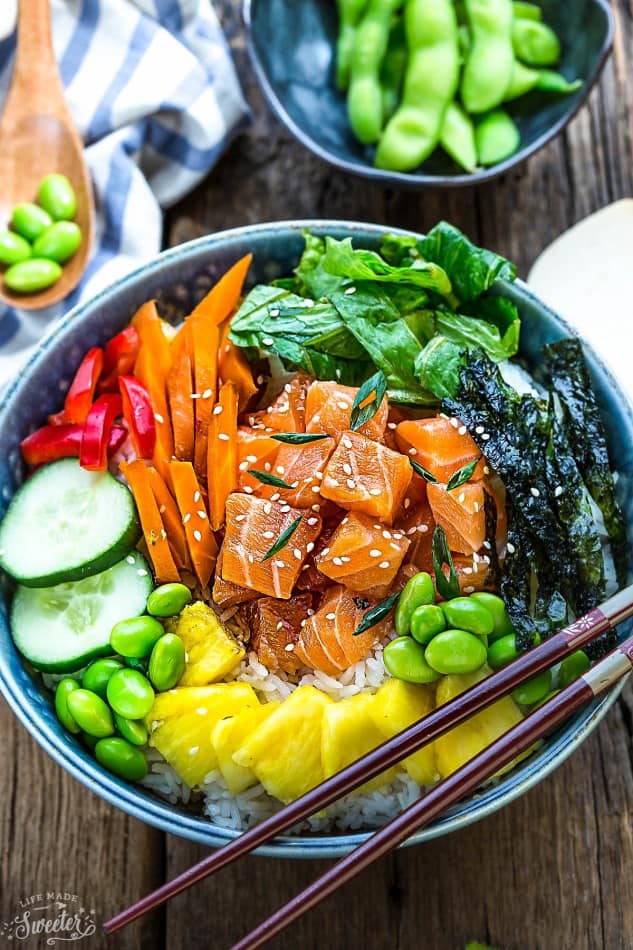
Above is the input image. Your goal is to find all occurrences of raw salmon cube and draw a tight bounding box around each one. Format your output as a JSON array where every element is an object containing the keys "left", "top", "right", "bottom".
[
  {"left": 395, "top": 495, "right": 435, "bottom": 568},
  {"left": 260, "top": 437, "right": 336, "bottom": 508},
  {"left": 395, "top": 415, "right": 487, "bottom": 483},
  {"left": 244, "top": 593, "right": 315, "bottom": 674},
  {"left": 320, "top": 430, "right": 412, "bottom": 525},
  {"left": 427, "top": 480, "right": 486, "bottom": 554},
  {"left": 221, "top": 493, "right": 322, "bottom": 598},
  {"left": 316, "top": 512, "right": 410, "bottom": 593},
  {"left": 262, "top": 374, "right": 310, "bottom": 433},
  {"left": 305, "top": 380, "right": 388, "bottom": 441},
  {"left": 212, "top": 547, "right": 259, "bottom": 608},
  {"left": 237, "top": 427, "right": 280, "bottom": 493}
]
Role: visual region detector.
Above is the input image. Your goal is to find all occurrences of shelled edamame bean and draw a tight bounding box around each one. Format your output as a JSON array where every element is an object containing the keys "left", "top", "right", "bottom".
[{"left": 1, "top": 173, "right": 82, "bottom": 294}]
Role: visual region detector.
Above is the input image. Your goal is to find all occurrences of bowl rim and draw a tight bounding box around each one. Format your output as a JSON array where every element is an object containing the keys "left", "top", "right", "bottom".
[
  {"left": 0, "top": 218, "right": 630, "bottom": 859},
  {"left": 242, "top": 0, "right": 615, "bottom": 189}
]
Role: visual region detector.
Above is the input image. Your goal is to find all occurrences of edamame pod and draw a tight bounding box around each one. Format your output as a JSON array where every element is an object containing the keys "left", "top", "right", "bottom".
[
  {"left": 440, "top": 101, "right": 477, "bottom": 172},
  {"left": 148, "top": 633, "right": 186, "bottom": 692},
  {"left": 475, "top": 109, "right": 520, "bottom": 166},
  {"left": 376, "top": 0, "right": 460, "bottom": 170},
  {"left": 95, "top": 737, "right": 148, "bottom": 781},
  {"left": 3, "top": 258, "right": 62, "bottom": 293},
  {"left": 146, "top": 583, "right": 192, "bottom": 618},
  {"left": 461, "top": 0, "right": 514, "bottom": 114},
  {"left": 383, "top": 636, "right": 441, "bottom": 684},
  {"left": 348, "top": 0, "right": 403, "bottom": 144},
  {"left": 54, "top": 677, "right": 82, "bottom": 734},
  {"left": 512, "top": 19, "right": 560, "bottom": 67},
  {"left": 37, "top": 174, "right": 77, "bottom": 221},
  {"left": 394, "top": 571, "right": 436, "bottom": 635},
  {"left": 425, "top": 629, "right": 487, "bottom": 674},
  {"left": 0, "top": 230, "right": 32, "bottom": 266},
  {"left": 336, "top": 0, "right": 370, "bottom": 91},
  {"left": 380, "top": 17, "right": 407, "bottom": 120}
]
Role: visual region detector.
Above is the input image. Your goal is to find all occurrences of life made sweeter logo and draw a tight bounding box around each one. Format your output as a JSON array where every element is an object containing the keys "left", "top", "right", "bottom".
[{"left": 0, "top": 892, "right": 97, "bottom": 944}]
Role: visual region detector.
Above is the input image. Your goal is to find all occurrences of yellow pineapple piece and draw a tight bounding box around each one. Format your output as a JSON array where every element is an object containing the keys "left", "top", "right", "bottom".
[
  {"left": 233, "top": 685, "right": 332, "bottom": 803},
  {"left": 370, "top": 679, "right": 439, "bottom": 786},
  {"left": 166, "top": 602, "right": 245, "bottom": 685},
  {"left": 434, "top": 666, "right": 524, "bottom": 778},
  {"left": 146, "top": 682, "right": 258, "bottom": 788},
  {"left": 321, "top": 693, "right": 398, "bottom": 794},
  {"left": 212, "top": 702, "right": 280, "bottom": 795}
]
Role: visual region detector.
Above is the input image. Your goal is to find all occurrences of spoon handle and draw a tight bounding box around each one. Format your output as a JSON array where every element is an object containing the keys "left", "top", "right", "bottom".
[{"left": 13, "top": 0, "right": 62, "bottom": 94}]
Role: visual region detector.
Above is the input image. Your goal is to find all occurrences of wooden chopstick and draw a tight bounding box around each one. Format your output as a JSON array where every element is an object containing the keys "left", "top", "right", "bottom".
[
  {"left": 233, "top": 632, "right": 633, "bottom": 950},
  {"left": 103, "top": 586, "right": 633, "bottom": 936}
]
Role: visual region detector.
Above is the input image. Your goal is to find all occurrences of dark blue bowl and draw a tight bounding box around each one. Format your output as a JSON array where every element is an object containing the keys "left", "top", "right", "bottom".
[
  {"left": 0, "top": 221, "right": 631, "bottom": 857},
  {"left": 244, "top": 0, "right": 614, "bottom": 187}
]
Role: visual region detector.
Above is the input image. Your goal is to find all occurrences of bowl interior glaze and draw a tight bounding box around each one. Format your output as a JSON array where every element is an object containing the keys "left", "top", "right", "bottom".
[
  {"left": 244, "top": 0, "right": 614, "bottom": 188},
  {"left": 0, "top": 221, "right": 631, "bottom": 858}
]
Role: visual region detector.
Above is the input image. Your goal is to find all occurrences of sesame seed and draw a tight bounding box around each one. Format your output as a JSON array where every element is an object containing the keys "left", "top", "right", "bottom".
[
  {"left": 182, "top": 513, "right": 191, "bottom": 524},
  {"left": 369, "top": 487, "right": 381, "bottom": 496},
  {"left": 312, "top": 503, "right": 321, "bottom": 511},
  {"left": 404, "top": 498, "right": 411, "bottom": 509},
  {"left": 554, "top": 486, "right": 563, "bottom": 498},
  {"left": 189, "top": 746, "right": 199, "bottom": 756},
  {"left": 218, "top": 433, "right": 230, "bottom": 441},
  {"left": 338, "top": 401, "right": 350, "bottom": 410},
  {"left": 482, "top": 540, "right": 491, "bottom": 550},
  {"left": 248, "top": 553, "right": 254, "bottom": 564},
  {"left": 213, "top": 405, "right": 223, "bottom": 415},
  {"left": 300, "top": 618, "right": 307, "bottom": 628},
  {"left": 369, "top": 549, "right": 382, "bottom": 557},
  {"left": 293, "top": 548, "right": 303, "bottom": 560},
  {"left": 343, "top": 463, "right": 352, "bottom": 475},
  {"left": 197, "top": 510, "right": 207, "bottom": 519},
  {"left": 270, "top": 492, "right": 280, "bottom": 502},
  {"left": 382, "top": 530, "right": 391, "bottom": 540},
  {"left": 285, "top": 643, "right": 295, "bottom": 652},
  {"left": 276, "top": 466, "right": 286, "bottom": 475},
  {"left": 341, "top": 556, "right": 351, "bottom": 563},
  {"left": 346, "top": 478, "right": 356, "bottom": 489},
  {"left": 408, "top": 447, "right": 417, "bottom": 456},
  {"left": 321, "top": 547, "right": 330, "bottom": 557},
  {"left": 307, "top": 542, "right": 315, "bottom": 553},
  {"left": 256, "top": 375, "right": 265, "bottom": 385},
  {"left": 407, "top": 527, "right": 417, "bottom": 536},
  {"left": 307, "top": 517, "right": 318, "bottom": 526},
  {"left": 262, "top": 337, "right": 275, "bottom": 347},
  {"left": 291, "top": 481, "right": 300, "bottom": 489},
  {"left": 284, "top": 383, "right": 292, "bottom": 393},
  {"left": 326, "top": 612, "right": 336, "bottom": 621},
  {"left": 246, "top": 455, "right": 257, "bottom": 463},
  {"left": 235, "top": 514, "right": 246, "bottom": 522},
  {"left": 196, "top": 708, "right": 208, "bottom": 715},
  {"left": 194, "top": 490, "right": 201, "bottom": 502},
  {"left": 475, "top": 426, "right": 484, "bottom": 434},
  {"left": 463, "top": 567, "right": 473, "bottom": 575},
  {"left": 530, "top": 487, "right": 540, "bottom": 498},
  {"left": 264, "top": 502, "right": 272, "bottom": 514},
  {"left": 481, "top": 433, "right": 490, "bottom": 441},
  {"left": 264, "top": 462, "right": 272, "bottom": 471},
  {"left": 458, "top": 426, "right": 467, "bottom": 435},
  {"left": 474, "top": 502, "right": 479, "bottom": 513},
  {"left": 273, "top": 559, "right": 285, "bottom": 569},
  {"left": 311, "top": 485, "right": 321, "bottom": 493},
  {"left": 342, "top": 436, "right": 353, "bottom": 449},
  {"left": 159, "top": 505, "right": 166, "bottom": 514},
  {"left": 483, "top": 465, "right": 490, "bottom": 475},
  {"left": 344, "top": 286, "right": 356, "bottom": 295},
  {"left": 328, "top": 478, "right": 340, "bottom": 487},
  {"left": 458, "top": 491, "right": 466, "bottom": 504},
  {"left": 306, "top": 608, "right": 315, "bottom": 616},
  {"left": 450, "top": 418, "right": 459, "bottom": 429},
  {"left": 379, "top": 561, "right": 390, "bottom": 569},
  {"left": 332, "top": 556, "right": 344, "bottom": 566},
  {"left": 263, "top": 531, "right": 275, "bottom": 539},
  {"left": 387, "top": 422, "right": 397, "bottom": 430},
  {"left": 154, "top": 412, "right": 165, "bottom": 424},
  {"left": 473, "top": 552, "right": 480, "bottom": 564},
  {"left": 138, "top": 568, "right": 148, "bottom": 577},
  {"left": 341, "top": 517, "right": 349, "bottom": 525},
  {"left": 269, "top": 308, "right": 280, "bottom": 317},
  {"left": 279, "top": 504, "right": 291, "bottom": 513},
  {"left": 315, "top": 471, "right": 323, "bottom": 480},
  {"left": 418, "top": 524, "right": 429, "bottom": 533},
  {"left": 191, "top": 392, "right": 201, "bottom": 400},
  {"left": 276, "top": 621, "right": 284, "bottom": 631},
  {"left": 464, "top": 586, "right": 475, "bottom": 594},
  {"left": 244, "top": 486, "right": 254, "bottom": 494},
  {"left": 126, "top": 555, "right": 136, "bottom": 565},
  {"left": 390, "top": 542, "right": 401, "bottom": 551},
  {"left": 193, "top": 530, "right": 202, "bottom": 542},
  {"left": 202, "top": 388, "right": 213, "bottom": 399}
]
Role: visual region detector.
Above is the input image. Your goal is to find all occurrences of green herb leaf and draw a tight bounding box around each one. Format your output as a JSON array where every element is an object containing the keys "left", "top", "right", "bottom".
[
  {"left": 447, "top": 458, "right": 480, "bottom": 491},
  {"left": 271, "top": 432, "right": 329, "bottom": 445},
  {"left": 410, "top": 459, "right": 438, "bottom": 483},
  {"left": 350, "top": 370, "right": 388, "bottom": 431},
  {"left": 261, "top": 515, "right": 304, "bottom": 562},
  {"left": 420, "top": 221, "right": 516, "bottom": 302},
  {"left": 249, "top": 470, "right": 293, "bottom": 489},
  {"left": 353, "top": 592, "right": 400, "bottom": 637},
  {"left": 432, "top": 525, "right": 460, "bottom": 600}
]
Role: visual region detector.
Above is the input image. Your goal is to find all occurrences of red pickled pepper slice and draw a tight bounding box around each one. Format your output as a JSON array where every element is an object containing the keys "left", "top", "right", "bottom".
[
  {"left": 118, "top": 375, "right": 156, "bottom": 459},
  {"left": 80, "top": 394, "right": 123, "bottom": 471},
  {"left": 20, "top": 423, "right": 127, "bottom": 466},
  {"left": 62, "top": 347, "right": 104, "bottom": 424},
  {"left": 98, "top": 327, "right": 141, "bottom": 393}
]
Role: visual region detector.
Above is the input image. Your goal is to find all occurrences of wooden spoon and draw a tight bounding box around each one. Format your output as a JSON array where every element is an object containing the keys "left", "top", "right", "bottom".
[{"left": 0, "top": 0, "right": 94, "bottom": 311}]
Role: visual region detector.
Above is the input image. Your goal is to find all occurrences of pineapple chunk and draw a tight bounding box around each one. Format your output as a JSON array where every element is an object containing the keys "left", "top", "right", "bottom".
[
  {"left": 233, "top": 685, "right": 332, "bottom": 803},
  {"left": 212, "top": 702, "right": 280, "bottom": 795},
  {"left": 166, "top": 602, "right": 245, "bottom": 685},
  {"left": 434, "top": 666, "right": 524, "bottom": 778},
  {"left": 370, "top": 679, "right": 439, "bottom": 786},
  {"left": 146, "top": 682, "right": 258, "bottom": 787},
  {"left": 322, "top": 693, "right": 398, "bottom": 794}
]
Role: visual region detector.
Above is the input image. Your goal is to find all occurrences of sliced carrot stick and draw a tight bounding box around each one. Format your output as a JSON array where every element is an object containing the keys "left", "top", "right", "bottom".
[
  {"left": 218, "top": 322, "right": 258, "bottom": 412},
  {"left": 189, "top": 316, "right": 219, "bottom": 481},
  {"left": 120, "top": 460, "right": 180, "bottom": 584},
  {"left": 190, "top": 253, "right": 253, "bottom": 327},
  {"left": 167, "top": 324, "right": 195, "bottom": 461},
  {"left": 132, "top": 300, "right": 172, "bottom": 381},
  {"left": 146, "top": 465, "right": 191, "bottom": 571},
  {"left": 134, "top": 348, "right": 174, "bottom": 487},
  {"left": 207, "top": 381, "right": 239, "bottom": 531},
  {"left": 170, "top": 460, "right": 218, "bottom": 588}
]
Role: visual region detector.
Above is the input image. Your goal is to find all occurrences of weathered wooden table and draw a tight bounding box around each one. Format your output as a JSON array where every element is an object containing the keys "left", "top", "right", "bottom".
[{"left": 2, "top": 2, "right": 633, "bottom": 947}]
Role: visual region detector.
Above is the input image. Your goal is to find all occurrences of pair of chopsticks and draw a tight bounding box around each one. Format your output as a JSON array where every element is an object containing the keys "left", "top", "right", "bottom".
[{"left": 104, "top": 586, "right": 633, "bottom": 947}]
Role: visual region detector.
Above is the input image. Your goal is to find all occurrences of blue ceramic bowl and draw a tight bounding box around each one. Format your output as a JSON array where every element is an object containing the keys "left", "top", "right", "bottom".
[
  {"left": 0, "top": 221, "right": 631, "bottom": 859},
  {"left": 244, "top": 0, "right": 614, "bottom": 188}
]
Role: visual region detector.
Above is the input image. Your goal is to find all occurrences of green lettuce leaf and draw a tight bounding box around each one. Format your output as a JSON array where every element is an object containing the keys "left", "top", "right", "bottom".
[
  {"left": 414, "top": 337, "right": 466, "bottom": 400},
  {"left": 436, "top": 306, "right": 520, "bottom": 362},
  {"left": 293, "top": 232, "right": 345, "bottom": 299},
  {"left": 420, "top": 221, "right": 516, "bottom": 302},
  {"left": 321, "top": 236, "right": 453, "bottom": 298}
]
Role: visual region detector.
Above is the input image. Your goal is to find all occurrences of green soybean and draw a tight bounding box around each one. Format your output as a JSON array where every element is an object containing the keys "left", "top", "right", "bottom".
[
  {"left": 37, "top": 173, "right": 77, "bottom": 221},
  {"left": 461, "top": 0, "right": 514, "bottom": 114},
  {"left": 512, "top": 19, "right": 560, "bottom": 67},
  {"left": 440, "top": 101, "right": 477, "bottom": 172},
  {"left": 11, "top": 203, "right": 52, "bottom": 241},
  {"left": 107, "top": 668, "right": 155, "bottom": 719},
  {"left": 148, "top": 633, "right": 186, "bottom": 692},
  {"left": 335, "top": 0, "right": 370, "bottom": 91},
  {"left": 376, "top": 0, "right": 460, "bottom": 170},
  {"left": 511, "top": 668, "right": 552, "bottom": 706},
  {"left": 348, "top": 0, "right": 402, "bottom": 144},
  {"left": 82, "top": 657, "right": 124, "bottom": 700},
  {"left": 54, "top": 677, "right": 82, "bottom": 734},
  {"left": 487, "top": 631, "right": 541, "bottom": 669},
  {"left": 441, "top": 596, "right": 494, "bottom": 636},
  {"left": 380, "top": 17, "right": 408, "bottom": 120},
  {"left": 0, "top": 230, "right": 31, "bottom": 266},
  {"left": 533, "top": 688, "right": 560, "bottom": 711},
  {"left": 512, "top": 1, "right": 542, "bottom": 20},
  {"left": 475, "top": 109, "right": 520, "bottom": 166},
  {"left": 110, "top": 615, "right": 165, "bottom": 658},
  {"left": 383, "top": 636, "right": 441, "bottom": 684},
  {"left": 147, "top": 583, "right": 192, "bottom": 618},
  {"left": 470, "top": 592, "right": 514, "bottom": 639},
  {"left": 95, "top": 737, "right": 148, "bottom": 781},
  {"left": 114, "top": 713, "right": 148, "bottom": 747},
  {"left": 3, "top": 258, "right": 62, "bottom": 293},
  {"left": 32, "top": 221, "right": 82, "bottom": 263},
  {"left": 425, "top": 629, "right": 487, "bottom": 674},
  {"left": 66, "top": 689, "right": 114, "bottom": 738},
  {"left": 559, "top": 650, "right": 590, "bottom": 689},
  {"left": 395, "top": 571, "right": 436, "bottom": 635},
  {"left": 410, "top": 604, "right": 447, "bottom": 645}
]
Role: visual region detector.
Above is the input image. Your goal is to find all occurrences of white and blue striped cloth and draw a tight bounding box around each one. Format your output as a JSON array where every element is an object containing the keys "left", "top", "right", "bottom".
[{"left": 0, "top": 0, "right": 249, "bottom": 383}]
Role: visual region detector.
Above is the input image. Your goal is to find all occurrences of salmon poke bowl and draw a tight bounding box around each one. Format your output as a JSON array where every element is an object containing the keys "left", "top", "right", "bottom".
[{"left": 0, "top": 220, "right": 631, "bottom": 858}]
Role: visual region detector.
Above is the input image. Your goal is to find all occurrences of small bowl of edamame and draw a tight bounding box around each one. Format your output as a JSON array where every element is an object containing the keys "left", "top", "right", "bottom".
[{"left": 243, "top": 0, "right": 614, "bottom": 187}]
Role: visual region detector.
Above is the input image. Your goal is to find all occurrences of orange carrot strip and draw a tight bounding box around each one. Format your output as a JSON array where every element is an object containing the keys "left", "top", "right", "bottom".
[
  {"left": 167, "top": 324, "right": 195, "bottom": 461},
  {"left": 120, "top": 460, "right": 180, "bottom": 584},
  {"left": 134, "top": 348, "right": 174, "bottom": 487},
  {"left": 207, "top": 381, "right": 239, "bottom": 531},
  {"left": 190, "top": 253, "right": 253, "bottom": 327},
  {"left": 146, "top": 466, "right": 191, "bottom": 571},
  {"left": 132, "top": 300, "right": 172, "bottom": 381},
  {"left": 218, "top": 323, "right": 258, "bottom": 412},
  {"left": 189, "top": 317, "right": 219, "bottom": 481},
  {"left": 170, "top": 460, "right": 218, "bottom": 588}
]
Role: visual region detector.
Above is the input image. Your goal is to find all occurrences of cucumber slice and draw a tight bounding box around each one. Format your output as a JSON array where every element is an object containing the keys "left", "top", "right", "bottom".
[
  {"left": 11, "top": 552, "right": 153, "bottom": 673},
  {"left": 0, "top": 458, "right": 141, "bottom": 587}
]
